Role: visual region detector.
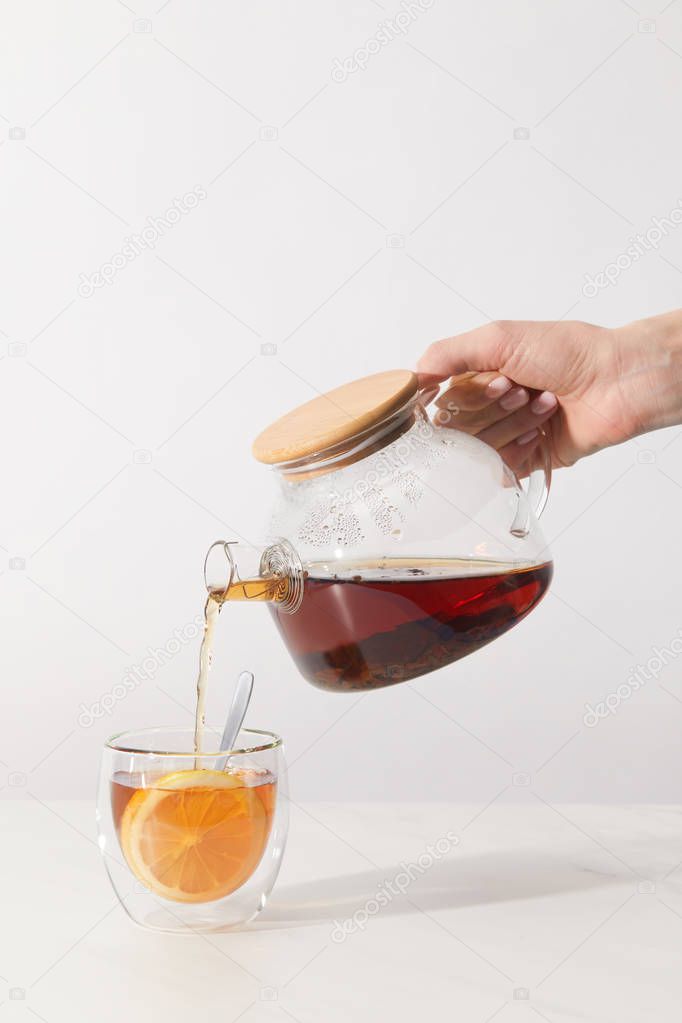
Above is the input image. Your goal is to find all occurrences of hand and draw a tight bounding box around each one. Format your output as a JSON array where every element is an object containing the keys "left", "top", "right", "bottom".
[
  {"left": 420, "top": 368, "right": 559, "bottom": 474},
  {"left": 417, "top": 314, "right": 682, "bottom": 468}
]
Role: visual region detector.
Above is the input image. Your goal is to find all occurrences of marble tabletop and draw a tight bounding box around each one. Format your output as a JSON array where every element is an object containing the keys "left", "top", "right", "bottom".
[{"left": 2, "top": 799, "right": 681, "bottom": 1022}]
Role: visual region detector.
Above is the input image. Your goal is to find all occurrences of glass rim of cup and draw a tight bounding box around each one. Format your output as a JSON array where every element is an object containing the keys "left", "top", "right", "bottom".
[{"left": 105, "top": 725, "right": 282, "bottom": 758}]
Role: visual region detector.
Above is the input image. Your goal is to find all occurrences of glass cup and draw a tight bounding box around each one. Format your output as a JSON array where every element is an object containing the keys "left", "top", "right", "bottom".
[{"left": 97, "top": 726, "right": 288, "bottom": 933}]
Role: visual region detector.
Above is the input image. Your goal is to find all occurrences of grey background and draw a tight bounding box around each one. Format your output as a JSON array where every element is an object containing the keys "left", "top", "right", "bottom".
[{"left": 1, "top": 0, "right": 682, "bottom": 801}]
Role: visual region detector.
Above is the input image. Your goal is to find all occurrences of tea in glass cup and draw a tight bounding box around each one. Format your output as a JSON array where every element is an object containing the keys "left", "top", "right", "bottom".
[{"left": 98, "top": 726, "right": 288, "bottom": 932}]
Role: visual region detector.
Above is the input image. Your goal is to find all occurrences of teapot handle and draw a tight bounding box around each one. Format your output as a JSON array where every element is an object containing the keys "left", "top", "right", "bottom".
[
  {"left": 418, "top": 380, "right": 552, "bottom": 534},
  {"left": 510, "top": 427, "right": 551, "bottom": 537},
  {"left": 524, "top": 427, "right": 551, "bottom": 518}
]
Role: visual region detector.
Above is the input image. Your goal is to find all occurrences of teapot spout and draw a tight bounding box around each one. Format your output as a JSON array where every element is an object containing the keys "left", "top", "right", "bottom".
[{"left": 203, "top": 538, "right": 303, "bottom": 614}]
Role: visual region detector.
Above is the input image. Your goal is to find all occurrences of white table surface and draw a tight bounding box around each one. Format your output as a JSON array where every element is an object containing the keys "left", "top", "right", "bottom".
[{"left": 2, "top": 799, "right": 681, "bottom": 1022}]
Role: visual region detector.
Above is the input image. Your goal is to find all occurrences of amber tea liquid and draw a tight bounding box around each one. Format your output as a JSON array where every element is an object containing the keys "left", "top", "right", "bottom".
[
  {"left": 266, "top": 558, "right": 552, "bottom": 692},
  {"left": 111, "top": 770, "right": 277, "bottom": 834}
]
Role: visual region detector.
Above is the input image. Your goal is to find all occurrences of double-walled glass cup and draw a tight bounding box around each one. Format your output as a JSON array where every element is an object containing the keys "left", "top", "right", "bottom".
[{"left": 97, "top": 726, "right": 288, "bottom": 933}]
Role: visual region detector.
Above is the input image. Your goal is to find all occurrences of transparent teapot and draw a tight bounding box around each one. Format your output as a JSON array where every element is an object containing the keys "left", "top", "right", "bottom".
[{"left": 207, "top": 370, "right": 553, "bottom": 692}]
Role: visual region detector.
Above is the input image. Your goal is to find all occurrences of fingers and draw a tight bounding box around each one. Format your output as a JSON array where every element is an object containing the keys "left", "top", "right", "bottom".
[
  {"left": 497, "top": 434, "right": 543, "bottom": 474},
  {"left": 425, "top": 363, "right": 559, "bottom": 455},
  {"left": 417, "top": 321, "right": 521, "bottom": 380},
  {"left": 433, "top": 373, "right": 532, "bottom": 435},
  {"left": 476, "top": 391, "right": 558, "bottom": 450},
  {"left": 435, "top": 371, "right": 512, "bottom": 412}
]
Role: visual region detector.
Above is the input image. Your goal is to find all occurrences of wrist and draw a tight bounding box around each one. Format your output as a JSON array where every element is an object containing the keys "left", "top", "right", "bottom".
[{"left": 614, "top": 309, "right": 682, "bottom": 440}]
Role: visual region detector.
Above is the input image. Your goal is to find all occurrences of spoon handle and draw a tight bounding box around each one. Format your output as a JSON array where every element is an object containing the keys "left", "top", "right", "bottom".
[{"left": 216, "top": 670, "right": 254, "bottom": 771}]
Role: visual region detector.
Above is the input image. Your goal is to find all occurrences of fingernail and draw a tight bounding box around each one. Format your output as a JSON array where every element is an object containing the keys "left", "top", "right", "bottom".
[
  {"left": 517, "top": 428, "right": 539, "bottom": 446},
  {"left": 486, "top": 375, "right": 513, "bottom": 397},
  {"left": 500, "top": 387, "right": 529, "bottom": 411},
  {"left": 530, "top": 390, "right": 557, "bottom": 415}
]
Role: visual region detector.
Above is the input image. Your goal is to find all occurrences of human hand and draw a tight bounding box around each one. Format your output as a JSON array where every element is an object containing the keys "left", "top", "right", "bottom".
[
  {"left": 417, "top": 317, "right": 661, "bottom": 468},
  {"left": 419, "top": 368, "right": 559, "bottom": 474}
]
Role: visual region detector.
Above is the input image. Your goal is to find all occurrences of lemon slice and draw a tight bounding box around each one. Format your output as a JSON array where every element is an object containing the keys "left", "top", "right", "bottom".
[{"left": 120, "top": 768, "right": 267, "bottom": 904}]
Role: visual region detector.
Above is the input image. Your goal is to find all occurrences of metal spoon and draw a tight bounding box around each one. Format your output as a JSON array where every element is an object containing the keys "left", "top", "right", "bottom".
[{"left": 215, "top": 670, "right": 254, "bottom": 771}]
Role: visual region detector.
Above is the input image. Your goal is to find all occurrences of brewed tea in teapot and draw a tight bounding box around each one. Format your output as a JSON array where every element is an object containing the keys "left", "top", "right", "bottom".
[{"left": 267, "top": 557, "right": 551, "bottom": 691}]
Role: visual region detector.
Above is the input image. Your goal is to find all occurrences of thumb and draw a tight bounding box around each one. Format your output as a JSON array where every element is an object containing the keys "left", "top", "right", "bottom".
[{"left": 417, "top": 321, "right": 518, "bottom": 383}]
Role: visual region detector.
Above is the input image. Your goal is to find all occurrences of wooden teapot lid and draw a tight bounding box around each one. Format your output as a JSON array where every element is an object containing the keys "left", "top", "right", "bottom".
[{"left": 252, "top": 369, "right": 419, "bottom": 465}]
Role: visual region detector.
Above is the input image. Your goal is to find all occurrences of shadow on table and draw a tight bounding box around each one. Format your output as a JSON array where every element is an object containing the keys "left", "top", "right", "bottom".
[{"left": 254, "top": 847, "right": 635, "bottom": 930}]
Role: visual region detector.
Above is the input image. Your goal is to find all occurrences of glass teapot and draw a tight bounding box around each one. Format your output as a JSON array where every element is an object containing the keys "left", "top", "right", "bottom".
[{"left": 206, "top": 370, "right": 553, "bottom": 692}]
